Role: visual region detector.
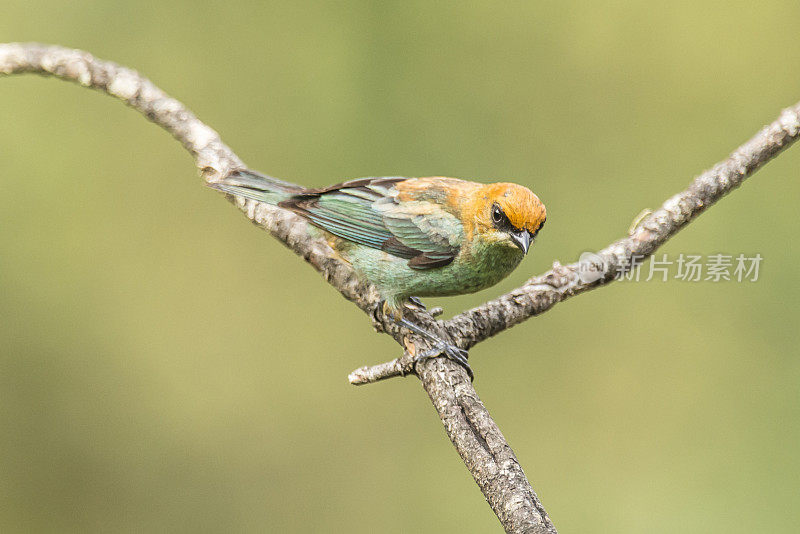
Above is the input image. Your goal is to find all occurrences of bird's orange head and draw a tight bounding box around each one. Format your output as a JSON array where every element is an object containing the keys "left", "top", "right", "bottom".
[{"left": 467, "top": 182, "right": 546, "bottom": 254}]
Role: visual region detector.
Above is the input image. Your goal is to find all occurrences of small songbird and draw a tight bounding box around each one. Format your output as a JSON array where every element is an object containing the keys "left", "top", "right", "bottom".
[{"left": 210, "top": 171, "right": 546, "bottom": 378}]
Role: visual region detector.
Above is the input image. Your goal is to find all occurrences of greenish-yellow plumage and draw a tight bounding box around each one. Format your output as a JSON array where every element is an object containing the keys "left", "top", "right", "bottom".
[{"left": 210, "top": 170, "right": 546, "bottom": 377}]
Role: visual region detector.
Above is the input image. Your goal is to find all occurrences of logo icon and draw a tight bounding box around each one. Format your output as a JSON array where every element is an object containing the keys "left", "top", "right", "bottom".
[{"left": 578, "top": 252, "right": 608, "bottom": 283}]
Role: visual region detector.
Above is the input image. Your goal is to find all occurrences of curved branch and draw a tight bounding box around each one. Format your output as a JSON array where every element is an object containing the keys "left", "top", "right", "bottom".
[
  {"left": 0, "top": 42, "right": 379, "bottom": 315},
  {"left": 1, "top": 42, "right": 556, "bottom": 533}
]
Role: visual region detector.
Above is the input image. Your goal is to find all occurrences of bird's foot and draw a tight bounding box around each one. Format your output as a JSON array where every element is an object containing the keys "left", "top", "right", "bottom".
[
  {"left": 407, "top": 296, "right": 426, "bottom": 311},
  {"left": 413, "top": 341, "right": 473, "bottom": 381},
  {"left": 407, "top": 297, "right": 443, "bottom": 318},
  {"left": 398, "top": 318, "right": 473, "bottom": 381}
]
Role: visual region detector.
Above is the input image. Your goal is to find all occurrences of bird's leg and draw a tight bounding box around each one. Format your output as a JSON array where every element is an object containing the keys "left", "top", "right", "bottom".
[
  {"left": 370, "top": 299, "right": 388, "bottom": 333},
  {"left": 372, "top": 299, "right": 385, "bottom": 324},
  {"left": 398, "top": 317, "right": 473, "bottom": 381}
]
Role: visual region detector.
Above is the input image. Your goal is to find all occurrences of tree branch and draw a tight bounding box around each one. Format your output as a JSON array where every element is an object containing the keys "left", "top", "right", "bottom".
[
  {"left": 353, "top": 101, "right": 800, "bottom": 381},
  {"left": 1, "top": 43, "right": 557, "bottom": 533},
  {"left": 448, "top": 106, "right": 800, "bottom": 345}
]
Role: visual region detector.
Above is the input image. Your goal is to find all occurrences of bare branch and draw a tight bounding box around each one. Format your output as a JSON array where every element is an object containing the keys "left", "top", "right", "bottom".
[
  {"left": 417, "top": 358, "right": 556, "bottom": 533},
  {"left": 348, "top": 357, "right": 408, "bottom": 385},
  {"left": 1, "top": 42, "right": 557, "bottom": 533},
  {"left": 447, "top": 105, "right": 800, "bottom": 345},
  {"left": 352, "top": 101, "right": 800, "bottom": 380},
  {"left": 0, "top": 42, "right": 380, "bottom": 316}
]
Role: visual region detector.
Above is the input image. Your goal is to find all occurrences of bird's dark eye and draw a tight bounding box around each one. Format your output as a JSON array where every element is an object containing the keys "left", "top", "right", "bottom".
[
  {"left": 531, "top": 217, "right": 546, "bottom": 238},
  {"left": 491, "top": 204, "right": 505, "bottom": 225}
]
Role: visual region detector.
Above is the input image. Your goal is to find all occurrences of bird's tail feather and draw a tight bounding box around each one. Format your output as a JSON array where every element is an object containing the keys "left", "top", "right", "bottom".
[{"left": 208, "top": 170, "right": 303, "bottom": 205}]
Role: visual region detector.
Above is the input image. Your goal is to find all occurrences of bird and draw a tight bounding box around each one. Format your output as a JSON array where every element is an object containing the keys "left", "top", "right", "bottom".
[{"left": 209, "top": 170, "right": 546, "bottom": 379}]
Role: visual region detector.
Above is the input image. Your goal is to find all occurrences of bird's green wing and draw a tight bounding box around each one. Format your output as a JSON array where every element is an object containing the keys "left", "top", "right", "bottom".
[
  {"left": 278, "top": 177, "right": 462, "bottom": 269},
  {"left": 374, "top": 197, "right": 463, "bottom": 269}
]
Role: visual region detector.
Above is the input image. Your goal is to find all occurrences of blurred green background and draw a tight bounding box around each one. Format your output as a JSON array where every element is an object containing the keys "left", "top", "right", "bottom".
[{"left": 2, "top": 2, "right": 799, "bottom": 532}]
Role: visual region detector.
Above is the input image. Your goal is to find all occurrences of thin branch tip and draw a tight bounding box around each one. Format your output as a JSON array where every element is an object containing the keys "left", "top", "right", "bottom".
[{"left": 348, "top": 356, "right": 416, "bottom": 385}]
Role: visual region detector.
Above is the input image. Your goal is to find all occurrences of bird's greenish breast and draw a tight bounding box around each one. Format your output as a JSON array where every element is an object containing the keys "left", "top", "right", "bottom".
[
  {"left": 434, "top": 236, "right": 525, "bottom": 296},
  {"left": 338, "top": 233, "right": 525, "bottom": 302}
]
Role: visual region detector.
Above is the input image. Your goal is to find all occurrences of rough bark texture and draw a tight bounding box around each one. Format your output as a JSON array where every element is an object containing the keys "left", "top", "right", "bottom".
[{"left": 4, "top": 42, "right": 799, "bottom": 533}]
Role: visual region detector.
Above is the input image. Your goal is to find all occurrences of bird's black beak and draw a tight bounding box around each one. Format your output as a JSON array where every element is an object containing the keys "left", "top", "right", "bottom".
[{"left": 510, "top": 230, "right": 532, "bottom": 254}]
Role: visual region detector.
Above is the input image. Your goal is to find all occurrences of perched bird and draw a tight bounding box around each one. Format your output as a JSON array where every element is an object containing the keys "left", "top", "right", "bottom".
[{"left": 210, "top": 170, "right": 546, "bottom": 378}]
